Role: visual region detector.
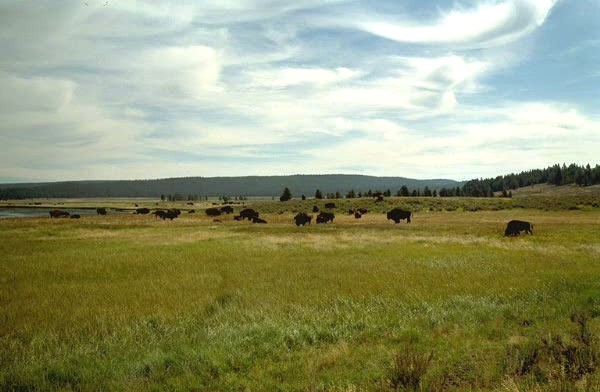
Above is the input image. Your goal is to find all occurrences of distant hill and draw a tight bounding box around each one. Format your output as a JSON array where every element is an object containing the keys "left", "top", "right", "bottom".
[
  {"left": 0, "top": 175, "right": 464, "bottom": 199},
  {"left": 496, "top": 183, "right": 600, "bottom": 198}
]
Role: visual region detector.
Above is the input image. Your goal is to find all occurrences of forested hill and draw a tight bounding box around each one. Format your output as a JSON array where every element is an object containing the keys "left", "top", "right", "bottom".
[
  {"left": 0, "top": 175, "right": 463, "bottom": 199},
  {"left": 462, "top": 163, "right": 600, "bottom": 197}
]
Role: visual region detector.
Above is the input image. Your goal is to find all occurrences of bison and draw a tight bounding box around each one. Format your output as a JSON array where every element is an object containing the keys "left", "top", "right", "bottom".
[
  {"left": 324, "top": 202, "right": 336, "bottom": 209},
  {"left": 220, "top": 205, "right": 234, "bottom": 214},
  {"left": 96, "top": 208, "right": 107, "bottom": 215},
  {"left": 294, "top": 212, "right": 312, "bottom": 226},
  {"left": 49, "top": 209, "right": 69, "bottom": 218},
  {"left": 233, "top": 215, "right": 242, "bottom": 221},
  {"left": 240, "top": 208, "right": 259, "bottom": 220},
  {"left": 504, "top": 220, "right": 533, "bottom": 236},
  {"left": 205, "top": 208, "right": 222, "bottom": 216},
  {"left": 70, "top": 214, "right": 81, "bottom": 219},
  {"left": 316, "top": 212, "right": 334, "bottom": 223},
  {"left": 348, "top": 209, "right": 354, "bottom": 215},
  {"left": 375, "top": 195, "right": 384, "bottom": 202},
  {"left": 387, "top": 208, "right": 411, "bottom": 224},
  {"left": 135, "top": 208, "right": 150, "bottom": 215},
  {"left": 188, "top": 209, "right": 195, "bottom": 214},
  {"left": 153, "top": 210, "right": 166, "bottom": 219},
  {"left": 162, "top": 209, "right": 180, "bottom": 220},
  {"left": 357, "top": 208, "right": 368, "bottom": 215},
  {"left": 251, "top": 217, "right": 267, "bottom": 224},
  {"left": 354, "top": 212, "right": 361, "bottom": 219}
]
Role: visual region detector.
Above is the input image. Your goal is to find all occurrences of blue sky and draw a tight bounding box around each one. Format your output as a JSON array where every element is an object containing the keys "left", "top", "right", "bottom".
[{"left": 0, "top": 0, "right": 598, "bottom": 182}]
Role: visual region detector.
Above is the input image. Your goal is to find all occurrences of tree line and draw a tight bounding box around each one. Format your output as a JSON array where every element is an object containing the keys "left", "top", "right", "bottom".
[
  {"left": 461, "top": 163, "right": 600, "bottom": 197},
  {"left": 278, "top": 163, "right": 600, "bottom": 201}
]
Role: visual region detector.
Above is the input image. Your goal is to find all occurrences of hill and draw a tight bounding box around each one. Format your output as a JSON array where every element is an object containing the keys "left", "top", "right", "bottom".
[{"left": 0, "top": 175, "right": 463, "bottom": 199}]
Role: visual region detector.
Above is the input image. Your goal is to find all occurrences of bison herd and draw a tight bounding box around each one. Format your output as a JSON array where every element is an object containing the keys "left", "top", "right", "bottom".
[{"left": 45, "top": 204, "right": 534, "bottom": 237}]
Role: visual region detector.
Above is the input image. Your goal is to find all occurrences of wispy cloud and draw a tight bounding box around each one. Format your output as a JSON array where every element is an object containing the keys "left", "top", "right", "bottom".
[{"left": 0, "top": 0, "right": 597, "bottom": 182}]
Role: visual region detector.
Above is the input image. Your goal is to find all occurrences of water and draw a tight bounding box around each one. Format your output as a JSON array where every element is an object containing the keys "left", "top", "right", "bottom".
[{"left": 0, "top": 208, "right": 128, "bottom": 219}]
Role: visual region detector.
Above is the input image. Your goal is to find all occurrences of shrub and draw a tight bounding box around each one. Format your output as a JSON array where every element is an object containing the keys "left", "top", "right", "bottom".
[{"left": 387, "top": 346, "right": 433, "bottom": 391}]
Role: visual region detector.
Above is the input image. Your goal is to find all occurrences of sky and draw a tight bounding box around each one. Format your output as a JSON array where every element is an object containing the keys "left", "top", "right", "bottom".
[{"left": 0, "top": 0, "right": 599, "bottom": 183}]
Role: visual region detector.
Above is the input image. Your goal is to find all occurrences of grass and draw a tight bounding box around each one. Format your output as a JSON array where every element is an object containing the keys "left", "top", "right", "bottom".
[{"left": 1, "top": 198, "right": 600, "bottom": 391}]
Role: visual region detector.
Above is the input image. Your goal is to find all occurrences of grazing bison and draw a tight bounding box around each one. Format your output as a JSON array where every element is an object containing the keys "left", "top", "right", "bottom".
[
  {"left": 205, "top": 208, "right": 222, "bottom": 216},
  {"left": 240, "top": 208, "right": 259, "bottom": 220},
  {"left": 135, "top": 208, "right": 150, "bottom": 215},
  {"left": 233, "top": 215, "right": 242, "bottom": 221},
  {"left": 312, "top": 205, "right": 319, "bottom": 213},
  {"left": 70, "top": 214, "right": 81, "bottom": 219},
  {"left": 324, "top": 202, "right": 336, "bottom": 209},
  {"left": 387, "top": 208, "right": 411, "bottom": 224},
  {"left": 354, "top": 212, "right": 362, "bottom": 219},
  {"left": 348, "top": 209, "right": 355, "bottom": 215},
  {"left": 96, "top": 208, "right": 107, "bottom": 215},
  {"left": 49, "top": 209, "right": 69, "bottom": 218},
  {"left": 252, "top": 217, "right": 267, "bottom": 224},
  {"left": 162, "top": 209, "right": 180, "bottom": 220},
  {"left": 294, "top": 212, "right": 312, "bottom": 226},
  {"left": 188, "top": 209, "right": 195, "bottom": 214},
  {"left": 316, "top": 212, "right": 335, "bottom": 223},
  {"left": 357, "top": 208, "right": 368, "bottom": 215},
  {"left": 504, "top": 220, "right": 533, "bottom": 236},
  {"left": 153, "top": 210, "right": 166, "bottom": 219},
  {"left": 220, "top": 205, "right": 234, "bottom": 214}
]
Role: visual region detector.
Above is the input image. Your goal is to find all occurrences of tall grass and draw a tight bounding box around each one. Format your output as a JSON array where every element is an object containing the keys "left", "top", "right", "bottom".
[{"left": 0, "top": 208, "right": 599, "bottom": 390}]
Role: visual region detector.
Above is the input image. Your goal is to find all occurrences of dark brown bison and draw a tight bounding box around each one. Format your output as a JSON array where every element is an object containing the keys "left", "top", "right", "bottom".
[
  {"left": 354, "top": 212, "right": 361, "bottom": 219},
  {"left": 70, "top": 214, "right": 81, "bottom": 219},
  {"left": 220, "top": 206, "right": 234, "bottom": 214},
  {"left": 96, "top": 208, "right": 107, "bottom": 215},
  {"left": 316, "top": 212, "right": 334, "bottom": 223},
  {"left": 387, "top": 208, "right": 411, "bottom": 224},
  {"left": 153, "top": 210, "right": 166, "bottom": 219},
  {"left": 49, "top": 209, "right": 69, "bottom": 218},
  {"left": 205, "top": 208, "right": 222, "bottom": 216},
  {"left": 504, "top": 220, "right": 533, "bottom": 236},
  {"left": 312, "top": 205, "right": 319, "bottom": 213},
  {"left": 251, "top": 217, "right": 267, "bottom": 224},
  {"left": 294, "top": 212, "right": 312, "bottom": 226},
  {"left": 240, "top": 208, "right": 259, "bottom": 220},
  {"left": 188, "top": 209, "right": 195, "bottom": 214},
  {"left": 162, "top": 209, "right": 180, "bottom": 220},
  {"left": 324, "top": 202, "right": 336, "bottom": 209},
  {"left": 233, "top": 215, "right": 242, "bottom": 221},
  {"left": 357, "top": 208, "right": 368, "bottom": 215},
  {"left": 135, "top": 208, "right": 150, "bottom": 215}
]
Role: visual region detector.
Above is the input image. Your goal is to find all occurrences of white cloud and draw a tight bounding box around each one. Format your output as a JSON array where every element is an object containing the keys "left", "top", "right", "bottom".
[
  {"left": 247, "top": 67, "right": 360, "bottom": 87},
  {"left": 349, "top": 0, "right": 557, "bottom": 47}
]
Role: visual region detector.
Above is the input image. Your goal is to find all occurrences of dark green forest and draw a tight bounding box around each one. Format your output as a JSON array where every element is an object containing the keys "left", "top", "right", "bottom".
[
  {"left": 0, "top": 175, "right": 462, "bottom": 199},
  {"left": 1, "top": 164, "right": 598, "bottom": 200},
  {"left": 460, "top": 163, "right": 600, "bottom": 197}
]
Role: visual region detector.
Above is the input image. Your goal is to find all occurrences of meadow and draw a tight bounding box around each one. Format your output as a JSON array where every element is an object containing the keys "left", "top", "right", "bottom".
[{"left": 1, "top": 195, "right": 600, "bottom": 391}]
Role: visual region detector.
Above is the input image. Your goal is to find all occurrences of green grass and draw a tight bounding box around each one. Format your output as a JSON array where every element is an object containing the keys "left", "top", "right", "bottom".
[{"left": 1, "top": 204, "right": 599, "bottom": 391}]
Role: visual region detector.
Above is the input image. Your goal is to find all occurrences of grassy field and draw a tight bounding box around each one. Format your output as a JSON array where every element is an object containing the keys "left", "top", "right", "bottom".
[{"left": 1, "top": 197, "right": 600, "bottom": 391}]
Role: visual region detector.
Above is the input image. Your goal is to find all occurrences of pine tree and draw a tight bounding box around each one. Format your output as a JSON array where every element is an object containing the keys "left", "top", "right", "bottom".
[
  {"left": 315, "top": 189, "right": 323, "bottom": 199},
  {"left": 280, "top": 187, "right": 292, "bottom": 202},
  {"left": 399, "top": 186, "right": 409, "bottom": 197}
]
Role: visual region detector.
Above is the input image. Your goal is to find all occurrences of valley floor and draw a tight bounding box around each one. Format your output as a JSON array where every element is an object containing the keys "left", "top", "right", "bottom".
[{"left": 1, "top": 206, "right": 599, "bottom": 391}]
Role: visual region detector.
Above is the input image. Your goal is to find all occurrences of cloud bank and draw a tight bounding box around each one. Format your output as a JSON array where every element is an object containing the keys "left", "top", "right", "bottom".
[{"left": 0, "top": 0, "right": 598, "bottom": 182}]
